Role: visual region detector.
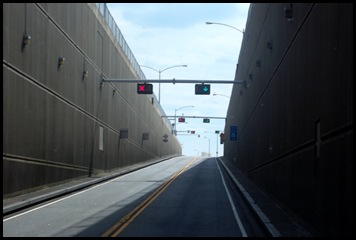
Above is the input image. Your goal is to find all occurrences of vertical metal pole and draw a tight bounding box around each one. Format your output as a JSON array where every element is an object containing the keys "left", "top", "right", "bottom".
[
  {"left": 174, "top": 109, "right": 177, "bottom": 136},
  {"left": 159, "top": 71, "right": 161, "bottom": 103},
  {"left": 216, "top": 133, "right": 218, "bottom": 157},
  {"left": 208, "top": 138, "right": 210, "bottom": 156}
]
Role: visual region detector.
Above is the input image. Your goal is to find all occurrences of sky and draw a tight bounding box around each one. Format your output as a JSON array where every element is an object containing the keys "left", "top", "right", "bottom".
[{"left": 106, "top": 3, "right": 250, "bottom": 157}]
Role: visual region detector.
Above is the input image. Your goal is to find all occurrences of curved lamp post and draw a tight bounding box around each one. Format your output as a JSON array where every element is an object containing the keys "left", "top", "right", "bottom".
[
  {"left": 140, "top": 64, "right": 188, "bottom": 103},
  {"left": 206, "top": 22, "right": 244, "bottom": 34},
  {"left": 213, "top": 92, "right": 231, "bottom": 98},
  {"left": 205, "top": 130, "right": 222, "bottom": 157},
  {"left": 174, "top": 105, "right": 194, "bottom": 136}
]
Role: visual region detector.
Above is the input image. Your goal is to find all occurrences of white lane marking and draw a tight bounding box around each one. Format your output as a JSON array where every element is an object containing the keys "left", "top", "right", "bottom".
[
  {"left": 3, "top": 180, "right": 114, "bottom": 222},
  {"left": 4, "top": 157, "right": 193, "bottom": 222},
  {"left": 215, "top": 158, "right": 248, "bottom": 237}
]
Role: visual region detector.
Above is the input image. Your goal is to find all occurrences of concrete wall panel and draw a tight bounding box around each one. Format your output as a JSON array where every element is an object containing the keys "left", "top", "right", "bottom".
[
  {"left": 3, "top": 3, "right": 181, "bottom": 198},
  {"left": 225, "top": 3, "right": 353, "bottom": 236}
]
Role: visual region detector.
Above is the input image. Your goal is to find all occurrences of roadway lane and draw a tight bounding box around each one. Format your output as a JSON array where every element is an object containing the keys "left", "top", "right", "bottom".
[
  {"left": 106, "top": 157, "right": 248, "bottom": 237},
  {"left": 3, "top": 156, "right": 265, "bottom": 237}
]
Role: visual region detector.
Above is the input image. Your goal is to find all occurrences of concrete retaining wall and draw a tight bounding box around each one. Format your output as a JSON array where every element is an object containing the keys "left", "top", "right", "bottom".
[
  {"left": 224, "top": 3, "right": 353, "bottom": 236},
  {"left": 3, "top": 3, "right": 181, "bottom": 198}
]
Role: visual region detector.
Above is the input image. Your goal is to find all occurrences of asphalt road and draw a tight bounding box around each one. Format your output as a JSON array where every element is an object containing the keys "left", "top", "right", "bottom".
[{"left": 3, "top": 156, "right": 266, "bottom": 237}]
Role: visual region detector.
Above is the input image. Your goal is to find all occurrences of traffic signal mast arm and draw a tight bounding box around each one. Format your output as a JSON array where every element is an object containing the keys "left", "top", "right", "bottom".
[
  {"left": 102, "top": 78, "right": 246, "bottom": 84},
  {"left": 162, "top": 115, "right": 226, "bottom": 119}
]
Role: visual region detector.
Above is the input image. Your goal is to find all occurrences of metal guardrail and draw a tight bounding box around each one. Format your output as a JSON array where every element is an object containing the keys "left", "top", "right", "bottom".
[
  {"left": 95, "top": 3, "right": 146, "bottom": 81},
  {"left": 94, "top": 3, "right": 173, "bottom": 132}
]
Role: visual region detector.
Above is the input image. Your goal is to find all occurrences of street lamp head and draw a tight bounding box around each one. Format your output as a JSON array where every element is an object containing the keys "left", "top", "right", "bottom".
[
  {"left": 205, "top": 21, "right": 244, "bottom": 34},
  {"left": 161, "top": 64, "right": 188, "bottom": 72},
  {"left": 212, "top": 92, "right": 231, "bottom": 98},
  {"left": 175, "top": 105, "right": 194, "bottom": 111},
  {"left": 140, "top": 64, "right": 188, "bottom": 103}
]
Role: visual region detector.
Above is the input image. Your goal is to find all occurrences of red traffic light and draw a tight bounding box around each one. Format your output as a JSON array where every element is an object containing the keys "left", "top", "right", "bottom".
[
  {"left": 178, "top": 117, "right": 185, "bottom": 122},
  {"left": 137, "top": 83, "right": 153, "bottom": 94},
  {"left": 220, "top": 133, "right": 225, "bottom": 144}
]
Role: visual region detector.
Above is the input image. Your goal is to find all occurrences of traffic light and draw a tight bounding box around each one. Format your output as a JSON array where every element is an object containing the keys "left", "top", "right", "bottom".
[
  {"left": 178, "top": 117, "right": 185, "bottom": 122},
  {"left": 220, "top": 133, "right": 225, "bottom": 144},
  {"left": 203, "top": 118, "right": 210, "bottom": 123},
  {"left": 195, "top": 84, "right": 210, "bottom": 95},
  {"left": 137, "top": 83, "right": 153, "bottom": 94}
]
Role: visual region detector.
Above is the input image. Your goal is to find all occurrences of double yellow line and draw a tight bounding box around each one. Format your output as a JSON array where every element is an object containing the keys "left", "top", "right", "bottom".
[{"left": 102, "top": 157, "right": 197, "bottom": 237}]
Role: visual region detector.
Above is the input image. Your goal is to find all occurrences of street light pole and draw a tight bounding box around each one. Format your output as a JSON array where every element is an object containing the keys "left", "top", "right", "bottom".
[
  {"left": 140, "top": 64, "right": 187, "bottom": 103},
  {"left": 216, "top": 133, "right": 219, "bottom": 157},
  {"left": 206, "top": 22, "right": 244, "bottom": 34},
  {"left": 205, "top": 130, "right": 221, "bottom": 157},
  {"left": 174, "top": 105, "right": 194, "bottom": 136}
]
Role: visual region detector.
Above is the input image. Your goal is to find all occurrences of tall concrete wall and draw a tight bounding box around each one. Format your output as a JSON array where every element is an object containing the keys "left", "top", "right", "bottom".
[
  {"left": 3, "top": 3, "right": 181, "bottom": 198},
  {"left": 225, "top": 3, "right": 353, "bottom": 236}
]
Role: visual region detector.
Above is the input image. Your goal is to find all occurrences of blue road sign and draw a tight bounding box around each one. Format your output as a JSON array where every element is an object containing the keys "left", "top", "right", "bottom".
[{"left": 230, "top": 126, "right": 237, "bottom": 141}]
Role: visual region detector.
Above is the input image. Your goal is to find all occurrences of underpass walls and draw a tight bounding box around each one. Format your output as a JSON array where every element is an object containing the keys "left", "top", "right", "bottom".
[
  {"left": 3, "top": 3, "right": 181, "bottom": 198},
  {"left": 224, "top": 3, "right": 353, "bottom": 236}
]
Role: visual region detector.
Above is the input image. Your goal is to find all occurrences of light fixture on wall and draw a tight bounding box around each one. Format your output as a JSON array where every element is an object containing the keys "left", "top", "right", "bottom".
[
  {"left": 142, "top": 132, "right": 149, "bottom": 141},
  {"left": 243, "top": 81, "right": 248, "bottom": 89},
  {"left": 256, "top": 59, "right": 261, "bottom": 67},
  {"left": 284, "top": 4, "right": 293, "bottom": 21},
  {"left": 119, "top": 129, "right": 128, "bottom": 139},
  {"left": 58, "top": 57, "right": 65, "bottom": 66},
  {"left": 23, "top": 34, "right": 31, "bottom": 46},
  {"left": 82, "top": 70, "right": 89, "bottom": 79},
  {"left": 267, "top": 39, "right": 273, "bottom": 49}
]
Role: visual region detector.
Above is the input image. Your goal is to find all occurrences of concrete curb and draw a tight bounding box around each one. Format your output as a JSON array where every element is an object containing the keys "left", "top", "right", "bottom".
[
  {"left": 3, "top": 155, "right": 180, "bottom": 215},
  {"left": 218, "top": 157, "right": 281, "bottom": 237}
]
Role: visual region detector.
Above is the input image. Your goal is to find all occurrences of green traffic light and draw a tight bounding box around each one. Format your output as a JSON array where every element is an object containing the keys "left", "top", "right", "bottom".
[{"left": 195, "top": 84, "right": 210, "bottom": 95}]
